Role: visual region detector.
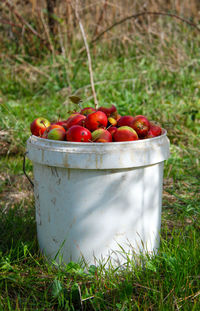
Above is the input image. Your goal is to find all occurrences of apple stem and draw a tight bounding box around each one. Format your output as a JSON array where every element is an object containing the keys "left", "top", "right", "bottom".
[
  {"left": 106, "top": 124, "right": 112, "bottom": 130},
  {"left": 41, "top": 120, "right": 47, "bottom": 127},
  {"left": 78, "top": 103, "right": 83, "bottom": 110}
]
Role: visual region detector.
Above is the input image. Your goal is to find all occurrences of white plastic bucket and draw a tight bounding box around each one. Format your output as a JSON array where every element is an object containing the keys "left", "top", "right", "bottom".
[{"left": 27, "top": 130, "right": 170, "bottom": 267}]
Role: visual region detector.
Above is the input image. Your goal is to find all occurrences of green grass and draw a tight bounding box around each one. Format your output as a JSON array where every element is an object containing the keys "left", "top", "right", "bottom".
[{"left": 0, "top": 39, "right": 200, "bottom": 310}]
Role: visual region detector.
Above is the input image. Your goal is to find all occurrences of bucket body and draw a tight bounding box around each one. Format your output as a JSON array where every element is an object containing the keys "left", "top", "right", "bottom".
[{"left": 27, "top": 131, "right": 170, "bottom": 266}]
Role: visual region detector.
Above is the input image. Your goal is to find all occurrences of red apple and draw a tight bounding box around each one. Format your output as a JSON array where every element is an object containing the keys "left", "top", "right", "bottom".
[
  {"left": 51, "top": 119, "right": 66, "bottom": 125},
  {"left": 47, "top": 128, "right": 66, "bottom": 141},
  {"left": 51, "top": 113, "right": 79, "bottom": 127},
  {"left": 30, "top": 117, "right": 51, "bottom": 137},
  {"left": 131, "top": 115, "right": 150, "bottom": 138},
  {"left": 52, "top": 120, "right": 71, "bottom": 131},
  {"left": 52, "top": 120, "right": 68, "bottom": 125},
  {"left": 117, "top": 115, "right": 134, "bottom": 128},
  {"left": 107, "top": 126, "right": 117, "bottom": 137},
  {"left": 145, "top": 122, "right": 162, "bottom": 138},
  {"left": 80, "top": 107, "right": 96, "bottom": 116},
  {"left": 66, "top": 125, "right": 92, "bottom": 142},
  {"left": 42, "top": 124, "right": 66, "bottom": 138},
  {"left": 65, "top": 114, "right": 86, "bottom": 129},
  {"left": 113, "top": 126, "right": 138, "bottom": 142},
  {"left": 92, "top": 128, "right": 112, "bottom": 143},
  {"left": 98, "top": 104, "right": 117, "bottom": 117},
  {"left": 85, "top": 111, "right": 108, "bottom": 132}
]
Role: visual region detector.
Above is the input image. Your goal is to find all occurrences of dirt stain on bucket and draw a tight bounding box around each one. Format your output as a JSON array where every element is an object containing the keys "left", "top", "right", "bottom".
[
  {"left": 67, "top": 168, "right": 71, "bottom": 180},
  {"left": 42, "top": 150, "right": 44, "bottom": 162},
  {"left": 63, "top": 154, "right": 69, "bottom": 168},
  {"left": 51, "top": 197, "right": 56, "bottom": 206},
  {"left": 48, "top": 211, "right": 51, "bottom": 223},
  {"left": 95, "top": 153, "right": 98, "bottom": 169}
]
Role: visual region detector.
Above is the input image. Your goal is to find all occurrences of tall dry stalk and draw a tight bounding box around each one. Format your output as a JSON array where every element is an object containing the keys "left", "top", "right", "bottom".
[
  {"left": 74, "top": 0, "right": 99, "bottom": 109},
  {"left": 46, "top": 0, "right": 57, "bottom": 34}
]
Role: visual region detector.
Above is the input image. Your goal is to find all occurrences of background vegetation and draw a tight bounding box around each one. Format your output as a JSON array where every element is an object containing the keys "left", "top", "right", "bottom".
[{"left": 0, "top": 0, "right": 200, "bottom": 310}]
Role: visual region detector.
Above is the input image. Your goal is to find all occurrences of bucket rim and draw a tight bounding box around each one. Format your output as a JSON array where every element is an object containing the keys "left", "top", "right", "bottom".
[{"left": 28, "top": 128, "right": 168, "bottom": 146}]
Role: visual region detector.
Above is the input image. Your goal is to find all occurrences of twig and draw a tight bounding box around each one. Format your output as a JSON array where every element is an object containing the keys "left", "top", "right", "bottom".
[
  {"left": 13, "top": 55, "right": 50, "bottom": 78},
  {"left": 77, "top": 284, "right": 84, "bottom": 311},
  {"left": 178, "top": 290, "right": 200, "bottom": 302},
  {"left": 74, "top": 0, "right": 99, "bottom": 109},
  {"left": 133, "top": 282, "right": 160, "bottom": 293},
  {"left": 4, "top": 0, "right": 47, "bottom": 45},
  {"left": 91, "top": 11, "right": 200, "bottom": 45},
  {"left": 0, "top": 17, "right": 22, "bottom": 37},
  {"left": 92, "top": 0, "right": 108, "bottom": 39},
  {"left": 163, "top": 287, "right": 174, "bottom": 303},
  {"left": 174, "top": 295, "right": 181, "bottom": 310},
  {"left": 40, "top": 10, "right": 55, "bottom": 58},
  {"left": 81, "top": 295, "right": 95, "bottom": 302},
  {"left": 74, "top": 78, "right": 135, "bottom": 94},
  {"left": 0, "top": 17, "right": 21, "bottom": 29}
]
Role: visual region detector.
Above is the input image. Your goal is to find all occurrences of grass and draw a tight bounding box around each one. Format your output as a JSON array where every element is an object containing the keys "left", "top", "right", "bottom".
[{"left": 0, "top": 35, "right": 200, "bottom": 310}]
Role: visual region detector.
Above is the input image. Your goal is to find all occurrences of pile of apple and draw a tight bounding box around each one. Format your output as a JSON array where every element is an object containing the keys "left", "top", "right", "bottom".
[{"left": 30, "top": 105, "right": 162, "bottom": 143}]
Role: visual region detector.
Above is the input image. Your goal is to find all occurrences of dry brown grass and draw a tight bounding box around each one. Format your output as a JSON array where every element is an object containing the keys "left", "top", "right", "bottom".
[
  {"left": 0, "top": 173, "right": 34, "bottom": 212},
  {"left": 0, "top": 129, "right": 22, "bottom": 156},
  {"left": 0, "top": 0, "right": 200, "bottom": 57}
]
